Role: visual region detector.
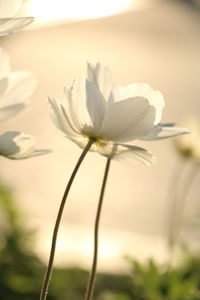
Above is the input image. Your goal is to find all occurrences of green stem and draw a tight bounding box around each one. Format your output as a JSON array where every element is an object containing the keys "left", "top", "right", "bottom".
[
  {"left": 175, "top": 163, "right": 199, "bottom": 242},
  {"left": 39, "top": 138, "right": 95, "bottom": 300},
  {"left": 166, "top": 161, "right": 199, "bottom": 260},
  {"left": 84, "top": 157, "right": 111, "bottom": 300},
  {"left": 166, "top": 161, "right": 187, "bottom": 253}
]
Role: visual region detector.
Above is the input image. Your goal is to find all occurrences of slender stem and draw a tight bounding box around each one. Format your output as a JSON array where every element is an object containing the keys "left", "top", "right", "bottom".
[
  {"left": 166, "top": 161, "right": 187, "bottom": 254},
  {"left": 39, "top": 138, "right": 95, "bottom": 300},
  {"left": 84, "top": 157, "right": 111, "bottom": 300},
  {"left": 166, "top": 161, "right": 199, "bottom": 261},
  {"left": 175, "top": 163, "right": 199, "bottom": 242}
]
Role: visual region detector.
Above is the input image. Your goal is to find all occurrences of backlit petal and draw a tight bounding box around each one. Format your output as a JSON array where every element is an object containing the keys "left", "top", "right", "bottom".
[
  {"left": 87, "top": 62, "right": 113, "bottom": 101},
  {"left": 98, "top": 142, "right": 155, "bottom": 165},
  {"left": 100, "top": 97, "right": 155, "bottom": 142},
  {"left": 0, "top": 78, "right": 8, "bottom": 98},
  {"left": 69, "top": 77, "right": 105, "bottom": 134},
  {"left": 0, "top": 103, "right": 26, "bottom": 122},
  {"left": 0, "top": 17, "right": 34, "bottom": 36},
  {"left": 0, "top": 131, "right": 51, "bottom": 159},
  {"left": 142, "top": 123, "right": 190, "bottom": 140},
  {"left": 48, "top": 97, "right": 79, "bottom": 138},
  {"left": 2, "top": 71, "right": 37, "bottom": 106},
  {"left": 0, "top": 48, "right": 10, "bottom": 79},
  {"left": 113, "top": 83, "right": 164, "bottom": 125}
]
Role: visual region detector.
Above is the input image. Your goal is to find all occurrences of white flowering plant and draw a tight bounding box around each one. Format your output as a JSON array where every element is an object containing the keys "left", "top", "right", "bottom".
[{"left": 39, "top": 62, "right": 189, "bottom": 300}]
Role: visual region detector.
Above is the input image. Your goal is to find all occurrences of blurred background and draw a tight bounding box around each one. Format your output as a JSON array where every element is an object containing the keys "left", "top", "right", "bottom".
[{"left": 1, "top": 0, "right": 200, "bottom": 298}]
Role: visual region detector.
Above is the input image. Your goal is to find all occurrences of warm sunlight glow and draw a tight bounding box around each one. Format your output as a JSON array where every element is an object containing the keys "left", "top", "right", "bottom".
[
  {"left": 30, "top": 0, "right": 132, "bottom": 20},
  {"left": 18, "top": 0, "right": 144, "bottom": 27}
]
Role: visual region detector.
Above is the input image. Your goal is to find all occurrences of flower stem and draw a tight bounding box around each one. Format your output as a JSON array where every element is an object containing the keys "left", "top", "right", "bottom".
[
  {"left": 174, "top": 163, "right": 199, "bottom": 241},
  {"left": 166, "top": 161, "right": 199, "bottom": 261},
  {"left": 84, "top": 157, "right": 111, "bottom": 300},
  {"left": 39, "top": 138, "right": 95, "bottom": 300}
]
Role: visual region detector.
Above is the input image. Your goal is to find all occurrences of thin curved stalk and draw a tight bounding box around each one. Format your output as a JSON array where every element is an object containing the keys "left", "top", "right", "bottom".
[
  {"left": 84, "top": 157, "right": 111, "bottom": 300},
  {"left": 166, "top": 161, "right": 199, "bottom": 260},
  {"left": 175, "top": 163, "right": 199, "bottom": 242},
  {"left": 40, "top": 138, "right": 95, "bottom": 300},
  {"left": 166, "top": 161, "right": 188, "bottom": 254}
]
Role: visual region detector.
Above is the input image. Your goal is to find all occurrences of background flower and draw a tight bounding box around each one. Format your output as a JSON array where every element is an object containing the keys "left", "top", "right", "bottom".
[
  {"left": 0, "top": 48, "right": 50, "bottom": 159},
  {"left": 0, "top": 131, "right": 51, "bottom": 159},
  {"left": 0, "top": 0, "right": 33, "bottom": 36},
  {"left": 49, "top": 62, "right": 188, "bottom": 165},
  {"left": 174, "top": 117, "right": 200, "bottom": 163},
  {"left": 0, "top": 48, "right": 37, "bottom": 122}
]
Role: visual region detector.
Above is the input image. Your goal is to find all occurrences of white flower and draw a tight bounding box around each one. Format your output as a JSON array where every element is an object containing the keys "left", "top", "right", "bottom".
[
  {"left": 0, "top": 48, "right": 36, "bottom": 122},
  {"left": 0, "top": 131, "right": 51, "bottom": 159},
  {"left": 0, "top": 0, "right": 33, "bottom": 36},
  {"left": 49, "top": 62, "right": 189, "bottom": 165},
  {"left": 174, "top": 118, "right": 200, "bottom": 162},
  {"left": 0, "top": 49, "right": 50, "bottom": 159}
]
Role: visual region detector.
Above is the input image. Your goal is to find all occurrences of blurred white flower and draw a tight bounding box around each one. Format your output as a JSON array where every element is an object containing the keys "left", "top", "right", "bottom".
[
  {"left": 174, "top": 117, "right": 200, "bottom": 162},
  {"left": 0, "top": 131, "right": 51, "bottom": 159},
  {"left": 0, "top": 49, "right": 50, "bottom": 159},
  {"left": 49, "top": 62, "right": 189, "bottom": 165},
  {"left": 0, "top": 48, "right": 36, "bottom": 122},
  {"left": 0, "top": 0, "right": 33, "bottom": 36}
]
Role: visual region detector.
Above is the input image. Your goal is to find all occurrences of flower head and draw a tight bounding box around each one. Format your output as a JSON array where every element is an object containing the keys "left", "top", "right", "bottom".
[
  {"left": 0, "top": 49, "right": 50, "bottom": 159},
  {"left": 0, "top": 48, "right": 36, "bottom": 122},
  {"left": 174, "top": 118, "right": 200, "bottom": 163},
  {"left": 0, "top": 131, "right": 51, "bottom": 159},
  {"left": 49, "top": 62, "right": 189, "bottom": 165},
  {"left": 0, "top": 0, "right": 33, "bottom": 36}
]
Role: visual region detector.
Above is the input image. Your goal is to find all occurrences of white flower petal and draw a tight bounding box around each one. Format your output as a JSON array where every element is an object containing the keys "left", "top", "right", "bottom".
[
  {"left": 142, "top": 123, "right": 190, "bottom": 140},
  {"left": 0, "top": 0, "right": 23, "bottom": 17},
  {"left": 0, "top": 78, "right": 8, "bottom": 98},
  {"left": 0, "top": 131, "right": 51, "bottom": 159},
  {"left": 0, "top": 48, "right": 10, "bottom": 80},
  {"left": 0, "top": 17, "right": 34, "bottom": 36},
  {"left": 113, "top": 83, "right": 165, "bottom": 125},
  {"left": 26, "top": 149, "right": 52, "bottom": 158},
  {"left": 85, "top": 79, "right": 105, "bottom": 132},
  {"left": 87, "top": 62, "right": 113, "bottom": 101},
  {"left": 0, "top": 103, "right": 26, "bottom": 122},
  {"left": 48, "top": 97, "right": 79, "bottom": 138},
  {"left": 0, "top": 131, "right": 34, "bottom": 159},
  {"left": 69, "top": 77, "right": 91, "bottom": 128},
  {"left": 2, "top": 71, "right": 37, "bottom": 106},
  {"left": 100, "top": 97, "right": 156, "bottom": 142},
  {"left": 69, "top": 77, "right": 105, "bottom": 134},
  {"left": 98, "top": 142, "right": 155, "bottom": 165}
]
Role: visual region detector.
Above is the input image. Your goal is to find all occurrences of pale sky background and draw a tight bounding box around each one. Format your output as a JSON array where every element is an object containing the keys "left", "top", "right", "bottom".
[{"left": 1, "top": 0, "right": 200, "bottom": 273}]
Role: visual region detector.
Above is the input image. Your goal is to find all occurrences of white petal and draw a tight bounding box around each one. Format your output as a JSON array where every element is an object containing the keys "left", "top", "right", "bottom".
[
  {"left": 69, "top": 77, "right": 105, "bottom": 134},
  {"left": 0, "top": 78, "right": 8, "bottom": 98},
  {"left": 48, "top": 96, "right": 79, "bottom": 138},
  {"left": 26, "top": 149, "right": 52, "bottom": 158},
  {"left": 0, "top": 17, "right": 34, "bottom": 36},
  {"left": 0, "top": 0, "right": 23, "bottom": 17},
  {"left": 142, "top": 123, "right": 190, "bottom": 140},
  {"left": 0, "top": 131, "right": 51, "bottom": 159},
  {"left": 2, "top": 71, "right": 37, "bottom": 106},
  {"left": 98, "top": 142, "right": 155, "bottom": 165},
  {"left": 0, "top": 103, "right": 26, "bottom": 122},
  {"left": 99, "top": 97, "right": 156, "bottom": 142},
  {"left": 0, "top": 48, "right": 10, "bottom": 80},
  {"left": 113, "top": 83, "right": 165, "bottom": 125},
  {"left": 85, "top": 79, "right": 105, "bottom": 132},
  {"left": 0, "top": 131, "right": 34, "bottom": 159},
  {"left": 87, "top": 62, "right": 113, "bottom": 101}
]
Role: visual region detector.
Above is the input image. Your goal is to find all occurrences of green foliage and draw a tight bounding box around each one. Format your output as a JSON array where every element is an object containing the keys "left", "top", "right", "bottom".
[
  {"left": 127, "top": 258, "right": 200, "bottom": 300},
  {"left": 1, "top": 183, "right": 200, "bottom": 299}
]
